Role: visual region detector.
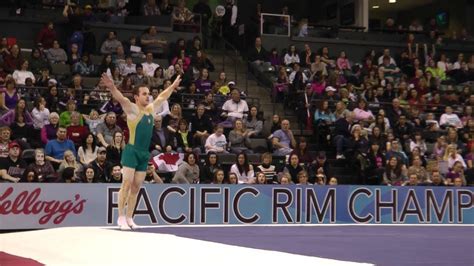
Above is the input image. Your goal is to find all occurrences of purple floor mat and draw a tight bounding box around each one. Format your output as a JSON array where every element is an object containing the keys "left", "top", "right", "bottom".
[{"left": 138, "top": 226, "right": 474, "bottom": 266}]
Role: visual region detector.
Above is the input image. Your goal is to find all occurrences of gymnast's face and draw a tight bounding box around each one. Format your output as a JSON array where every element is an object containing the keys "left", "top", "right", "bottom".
[{"left": 135, "top": 87, "right": 150, "bottom": 107}]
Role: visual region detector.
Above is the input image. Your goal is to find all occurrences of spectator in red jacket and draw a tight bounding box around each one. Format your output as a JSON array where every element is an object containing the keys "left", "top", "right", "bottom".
[
  {"left": 3, "top": 44, "right": 22, "bottom": 73},
  {"left": 36, "top": 22, "right": 57, "bottom": 50}
]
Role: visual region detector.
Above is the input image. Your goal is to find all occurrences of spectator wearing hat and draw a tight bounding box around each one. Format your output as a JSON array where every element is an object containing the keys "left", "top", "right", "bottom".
[
  {"left": 89, "top": 146, "right": 111, "bottom": 183},
  {"left": 0, "top": 141, "right": 27, "bottom": 182},
  {"left": 45, "top": 126, "right": 77, "bottom": 167}
]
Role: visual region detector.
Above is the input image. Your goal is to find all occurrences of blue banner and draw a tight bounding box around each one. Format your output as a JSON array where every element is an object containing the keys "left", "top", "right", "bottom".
[{"left": 0, "top": 184, "right": 472, "bottom": 229}]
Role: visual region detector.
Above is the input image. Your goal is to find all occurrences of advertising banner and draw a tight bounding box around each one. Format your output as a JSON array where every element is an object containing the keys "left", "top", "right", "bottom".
[{"left": 0, "top": 184, "right": 472, "bottom": 229}]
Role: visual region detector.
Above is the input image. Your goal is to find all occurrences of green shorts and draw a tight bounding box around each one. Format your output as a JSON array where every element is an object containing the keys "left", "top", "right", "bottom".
[{"left": 121, "top": 144, "right": 150, "bottom": 172}]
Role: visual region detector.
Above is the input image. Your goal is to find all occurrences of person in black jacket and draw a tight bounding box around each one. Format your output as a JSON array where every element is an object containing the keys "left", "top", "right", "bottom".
[
  {"left": 334, "top": 112, "right": 355, "bottom": 160},
  {"left": 199, "top": 152, "right": 221, "bottom": 184},
  {"left": 190, "top": 104, "right": 213, "bottom": 148}
]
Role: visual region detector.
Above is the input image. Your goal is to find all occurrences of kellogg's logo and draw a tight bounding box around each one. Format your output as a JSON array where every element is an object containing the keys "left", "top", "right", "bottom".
[{"left": 0, "top": 187, "right": 87, "bottom": 224}]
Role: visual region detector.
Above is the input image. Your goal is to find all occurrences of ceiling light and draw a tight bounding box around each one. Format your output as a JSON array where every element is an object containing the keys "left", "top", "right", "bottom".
[
  {"left": 372, "top": 5, "right": 380, "bottom": 8},
  {"left": 389, "top": 0, "right": 396, "bottom": 3}
]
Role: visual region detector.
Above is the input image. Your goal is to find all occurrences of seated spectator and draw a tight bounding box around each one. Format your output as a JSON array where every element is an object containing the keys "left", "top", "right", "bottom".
[
  {"left": 109, "top": 164, "right": 123, "bottom": 183},
  {"left": 58, "top": 149, "right": 83, "bottom": 181},
  {"left": 149, "top": 114, "right": 174, "bottom": 156},
  {"left": 334, "top": 112, "right": 354, "bottom": 159},
  {"left": 106, "top": 131, "right": 125, "bottom": 166},
  {"left": 189, "top": 105, "right": 211, "bottom": 147},
  {"left": 1, "top": 99, "right": 33, "bottom": 127},
  {"left": 171, "top": 50, "right": 191, "bottom": 72},
  {"left": 37, "top": 21, "right": 57, "bottom": 49},
  {"left": 284, "top": 44, "right": 300, "bottom": 67},
  {"left": 67, "top": 43, "right": 81, "bottom": 66},
  {"left": 245, "top": 106, "right": 263, "bottom": 137},
  {"left": 172, "top": 152, "right": 200, "bottom": 184},
  {"left": 408, "top": 156, "right": 430, "bottom": 183},
  {"left": 200, "top": 152, "right": 221, "bottom": 184},
  {"left": 283, "top": 153, "right": 304, "bottom": 184},
  {"left": 409, "top": 132, "right": 427, "bottom": 156},
  {"left": 175, "top": 118, "right": 195, "bottom": 153},
  {"left": 40, "top": 112, "right": 59, "bottom": 145},
  {"left": 30, "top": 48, "right": 50, "bottom": 75},
  {"left": 365, "top": 141, "right": 385, "bottom": 184},
  {"left": 272, "top": 119, "right": 296, "bottom": 156},
  {"left": 296, "top": 170, "right": 311, "bottom": 185},
  {"left": 445, "top": 161, "right": 466, "bottom": 186},
  {"left": 67, "top": 111, "right": 89, "bottom": 147},
  {"left": 119, "top": 55, "right": 136, "bottom": 76},
  {"left": 98, "top": 54, "right": 115, "bottom": 76},
  {"left": 393, "top": 115, "right": 414, "bottom": 143},
  {"left": 314, "top": 100, "right": 335, "bottom": 144},
  {"left": 24, "top": 148, "right": 56, "bottom": 182},
  {"left": 163, "top": 103, "right": 182, "bottom": 133},
  {"left": 211, "top": 169, "right": 225, "bottom": 184},
  {"left": 191, "top": 50, "right": 215, "bottom": 71},
  {"left": 59, "top": 100, "right": 81, "bottom": 128},
  {"left": 12, "top": 60, "right": 35, "bottom": 86},
  {"left": 195, "top": 68, "right": 214, "bottom": 94},
  {"left": 44, "top": 85, "right": 61, "bottom": 113},
  {"left": 379, "top": 56, "right": 400, "bottom": 82},
  {"left": 214, "top": 72, "right": 229, "bottom": 95},
  {"left": 293, "top": 137, "right": 314, "bottom": 167},
  {"left": 172, "top": 0, "right": 195, "bottom": 23},
  {"left": 248, "top": 37, "right": 270, "bottom": 69},
  {"left": 426, "top": 59, "right": 446, "bottom": 81},
  {"left": 3, "top": 79, "right": 19, "bottom": 110},
  {"left": 131, "top": 64, "right": 148, "bottom": 87},
  {"left": 73, "top": 53, "right": 96, "bottom": 76},
  {"left": 220, "top": 89, "right": 249, "bottom": 126},
  {"left": 100, "top": 31, "right": 123, "bottom": 55},
  {"left": 353, "top": 99, "right": 374, "bottom": 125},
  {"left": 205, "top": 124, "right": 228, "bottom": 153},
  {"left": 230, "top": 152, "right": 255, "bottom": 184},
  {"left": 45, "top": 126, "right": 76, "bottom": 166},
  {"left": 141, "top": 26, "right": 167, "bottom": 57},
  {"left": 256, "top": 152, "right": 277, "bottom": 183},
  {"left": 444, "top": 144, "right": 467, "bottom": 169},
  {"left": 439, "top": 106, "right": 463, "bottom": 129},
  {"left": 377, "top": 48, "right": 396, "bottom": 66},
  {"left": 228, "top": 119, "right": 251, "bottom": 154},
  {"left": 311, "top": 55, "right": 328, "bottom": 77},
  {"left": 82, "top": 109, "right": 105, "bottom": 135},
  {"left": 31, "top": 97, "right": 50, "bottom": 131},
  {"left": 83, "top": 166, "right": 96, "bottom": 183},
  {"left": 148, "top": 67, "right": 165, "bottom": 89},
  {"left": 0, "top": 141, "right": 26, "bottom": 182},
  {"left": 268, "top": 48, "right": 282, "bottom": 67},
  {"left": 10, "top": 110, "right": 37, "bottom": 149},
  {"left": 386, "top": 139, "right": 409, "bottom": 166},
  {"left": 144, "top": 0, "right": 161, "bottom": 16},
  {"left": 383, "top": 156, "right": 407, "bottom": 186},
  {"left": 89, "top": 147, "right": 111, "bottom": 183},
  {"left": 320, "top": 47, "right": 336, "bottom": 68},
  {"left": 337, "top": 51, "right": 351, "bottom": 72},
  {"left": 46, "top": 40, "right": 67, "bottom": 64},
  {"left": 77, "top": 133, "right": 98, "bottom": 166},
  {"left": 3, "top": 45, "right": 22, "bottom": 73},
  {"left": 142, "top": 52, "right": 159, "bottom": 77},
  {"left": 96, "top": 112, "right": 122, "bottom": 147},
  {"left": 403, "top": 173, "right": 420, "bottom": 186},
  {"left": 289, "top": 63, "right": 308, "bottom": 91}
]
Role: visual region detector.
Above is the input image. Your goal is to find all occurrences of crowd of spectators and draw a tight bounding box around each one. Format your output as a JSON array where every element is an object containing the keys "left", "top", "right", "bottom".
[
  {"left": 248, "top": 28, "right": 473, "bottom": 187},
  {"left": 0, "top": 2, "right": 473, "bottom": 187}
]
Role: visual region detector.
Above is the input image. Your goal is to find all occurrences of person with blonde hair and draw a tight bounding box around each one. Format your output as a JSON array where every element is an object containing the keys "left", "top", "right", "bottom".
[{"left": 58, "top": 149, "right": 83, "bottom": 182}]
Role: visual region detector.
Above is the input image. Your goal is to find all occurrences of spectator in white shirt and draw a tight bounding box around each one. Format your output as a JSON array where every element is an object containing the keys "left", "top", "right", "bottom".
[
  {"left": 452, "top": 53, "right": 464, "bottom": 70},
  {"left": 31, "top": 97, "right": 50, "bottom": 130},
  {"left": 119, "top": 55, "right": 136, "bottom": 76},
  {"left": 288, "top": 63, "right": 308, "bottom": 84},
  {"left": 142, "top": 52, "right": 159, "bottom": 77},
  {"left": 205, "top": 125, "right": 228, "bottom": 153},
  {"left": 284, "top": 45, "right": 300, "bottom": 66},
  {"left": 377, "top": 48, "right": 397, "bottom": 66},
  {"left": 12, "top": 60, "right": 35, "bottom": 85},
  {"left": 437, "top": 54, "right": 452, "bottom": 72},
  {"left": 230, "top": 152, "right": 255, "bottom": 184},
  {"left": 221, "top": 89, "right": 249, "bottom": 122},
  {"left": 439, "top": 106, "right": 463, "bottom": 129}
]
